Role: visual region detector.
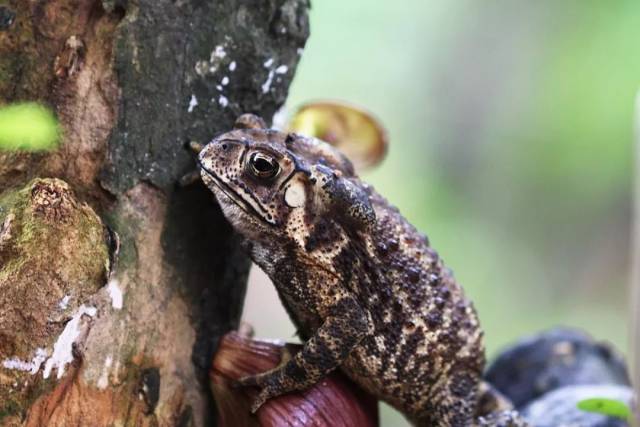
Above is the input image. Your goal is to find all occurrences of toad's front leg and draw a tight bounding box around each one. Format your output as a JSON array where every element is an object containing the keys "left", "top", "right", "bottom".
[{"left": 238, "top": 295, "right": 373, "bottom": 413}]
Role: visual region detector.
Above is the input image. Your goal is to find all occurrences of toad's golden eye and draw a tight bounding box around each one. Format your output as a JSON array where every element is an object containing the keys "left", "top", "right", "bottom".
[{"left": 248, "top": 152, "right": 280, "bottom": 180}]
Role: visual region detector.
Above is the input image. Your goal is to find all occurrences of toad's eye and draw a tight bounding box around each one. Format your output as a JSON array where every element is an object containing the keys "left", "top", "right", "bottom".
[{"left": 248, "top": 152, "right": 280, "bottom": 180}]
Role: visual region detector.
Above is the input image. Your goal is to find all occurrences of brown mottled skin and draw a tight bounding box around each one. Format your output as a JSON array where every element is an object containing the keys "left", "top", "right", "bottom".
[{"left": 199, "top": 115, "right": 505, "bottom": 426}]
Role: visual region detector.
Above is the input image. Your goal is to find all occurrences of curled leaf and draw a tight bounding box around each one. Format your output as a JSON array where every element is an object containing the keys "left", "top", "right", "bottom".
[
  {"left": 287, "top": 101, "right": 388, "bottom": 171},
  {"left": 211, "top": 331, "right": 379, "bottom": 427}
]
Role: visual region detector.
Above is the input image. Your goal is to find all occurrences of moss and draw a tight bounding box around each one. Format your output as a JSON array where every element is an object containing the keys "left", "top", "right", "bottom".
[
  {"left": 0, "top": 178, "right": 109, "bottom": 412},
  {"left": 0, "top": 377, "right": 51, "bottom": 423},
  {"left": 0, "top": 184, "right": 19, "bottom": 223},
  {"left": 102, "top": 210, "right": 138, "bottom": 270},
  {"left": 0, "top": 181, "right": 28, "bottom": 269},
  {"left": 0, "top": 397, "right": 21, "bottom": 421},
  {"left": 9, "top": 179, "right": 108, "bottom": 287}
]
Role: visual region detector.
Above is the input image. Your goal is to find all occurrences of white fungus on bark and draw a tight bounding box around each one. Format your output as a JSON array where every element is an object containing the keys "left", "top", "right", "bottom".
[
  {"left": 187, "top": 95, "right": 198, "bottom": 113},
  {"left": 58, "top": 295, "right": 70, "bottom": 310},
  {"left": 2, "top": 348, "right": 48, "bottom": 375},
  {"left": 42, "top": 305, "right": 97, "bottom": 379},
  {"left": 96, "top": 355, "right": 113, "bottom": 389},
  {"left": 211, "top": 45, "right": 226, "bottom": 61},
  {"left": 107, "top": 279, "right": 123, "bottom": 310},
  {"left": 261, "top": 59, "right": 288, "bottom": 93},
  {"left": 262, "top": 70, "right": 275, "bottom": 94}
]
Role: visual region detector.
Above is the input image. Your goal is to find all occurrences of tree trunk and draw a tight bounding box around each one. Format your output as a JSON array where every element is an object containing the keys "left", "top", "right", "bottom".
[{"left": 0, "top": 1, "right": 309, "bottom": 426}]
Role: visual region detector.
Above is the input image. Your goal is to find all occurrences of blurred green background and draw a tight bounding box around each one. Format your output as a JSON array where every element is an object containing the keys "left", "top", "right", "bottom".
[{"left": 242, "top": 1, "right": 639, "bottom": 424}]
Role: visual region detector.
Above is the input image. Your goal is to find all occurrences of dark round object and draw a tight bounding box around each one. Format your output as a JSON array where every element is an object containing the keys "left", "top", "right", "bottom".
[
  {"left": 485, "top": 328, "right": 629, "bottom": 408},
  {"left": 522, "top": 384, "right": 632, "bottom": 427}
]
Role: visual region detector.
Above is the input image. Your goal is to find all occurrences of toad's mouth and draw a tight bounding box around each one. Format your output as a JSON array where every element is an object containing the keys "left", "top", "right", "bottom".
[{"left": 197, "top": 160, "right": 274, "bottom": 226}]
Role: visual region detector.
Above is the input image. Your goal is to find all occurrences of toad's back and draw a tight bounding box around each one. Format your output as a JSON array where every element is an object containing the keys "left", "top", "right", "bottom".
[{"left": 332, "top": 185, "right": 485, "bottom": 425}]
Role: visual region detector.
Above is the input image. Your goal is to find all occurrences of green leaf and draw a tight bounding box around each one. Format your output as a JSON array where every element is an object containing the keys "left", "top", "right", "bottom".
[
  {"left": 577, "top": 397, "right": 631, "bottom": 420},
  {"left": 0, "top": 103, "right": 60, "bottom": 151}
]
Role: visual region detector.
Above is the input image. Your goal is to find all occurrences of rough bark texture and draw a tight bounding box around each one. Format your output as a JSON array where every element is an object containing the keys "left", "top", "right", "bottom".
[{"left": 0, "top": 0, "right": 309, "bottom": 426}]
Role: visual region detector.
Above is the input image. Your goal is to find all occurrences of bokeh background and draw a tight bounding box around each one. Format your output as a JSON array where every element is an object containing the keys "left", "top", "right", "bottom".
[{"left": 242, "top": 1, "right": 640, "bottom": 424}]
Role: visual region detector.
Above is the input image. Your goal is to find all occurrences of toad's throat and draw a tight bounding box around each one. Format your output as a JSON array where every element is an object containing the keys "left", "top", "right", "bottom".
[{"left": 198, "top": 161, "right": 274, "bottom": 226}]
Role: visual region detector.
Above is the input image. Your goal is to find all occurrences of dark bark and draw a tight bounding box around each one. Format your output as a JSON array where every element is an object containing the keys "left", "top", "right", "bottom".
[{"left": 0, "top": 0, "right": 309, "bottom": 425}]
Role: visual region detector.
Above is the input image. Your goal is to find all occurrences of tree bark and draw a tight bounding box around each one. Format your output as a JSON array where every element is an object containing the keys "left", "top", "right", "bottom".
[{"left": 0, "top": 1, "right": 309, "bottom": 426}]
